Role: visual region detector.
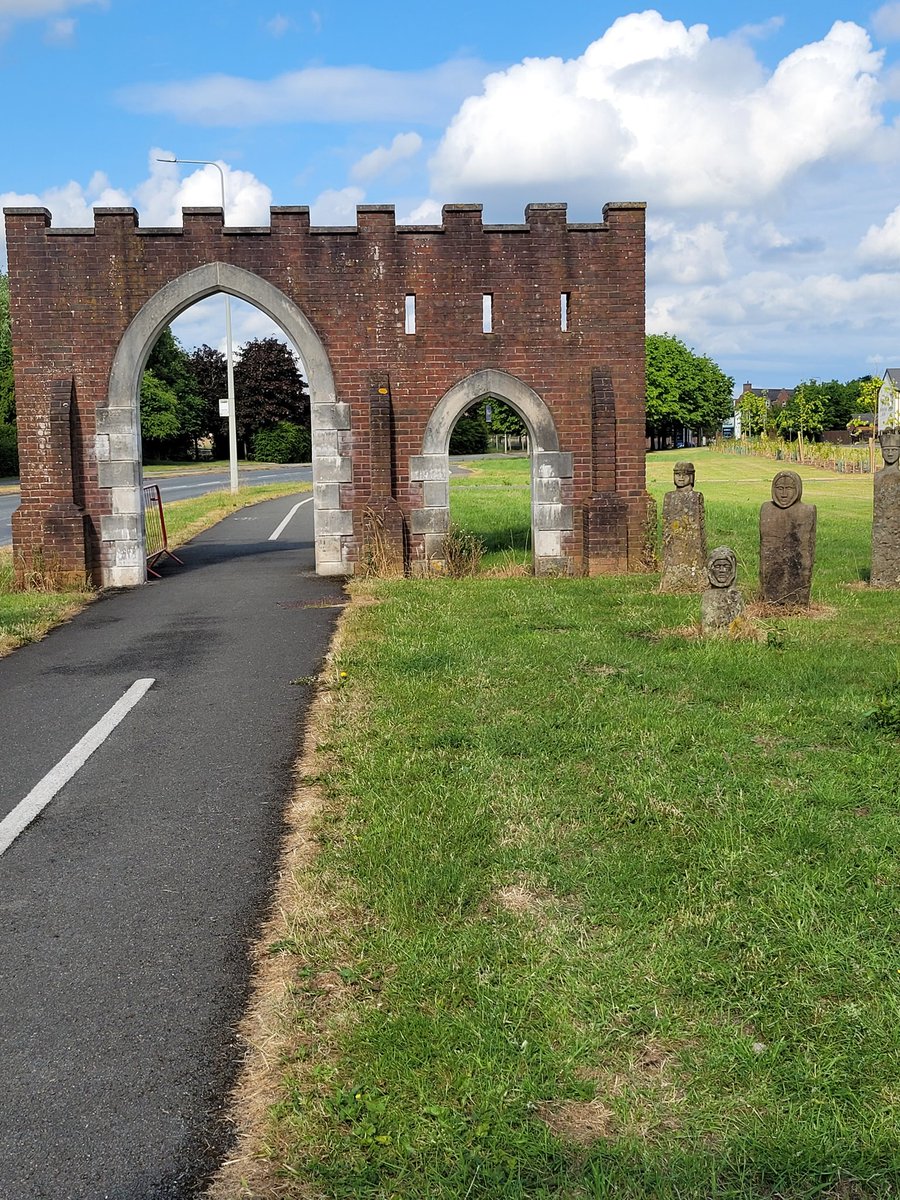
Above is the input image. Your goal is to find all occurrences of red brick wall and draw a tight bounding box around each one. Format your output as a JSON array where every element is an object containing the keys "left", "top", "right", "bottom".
[{"left": 5, "top": 200, "right": 648, "bottom": 581}]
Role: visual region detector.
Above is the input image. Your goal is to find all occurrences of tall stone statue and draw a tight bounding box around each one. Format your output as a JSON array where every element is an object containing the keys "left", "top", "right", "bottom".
[
  {"left": 660, "top": 461, "right": 707, "bottom": 592},
  {"left": 871, "top": 429, "right": 900, "bottom": 589},
  {"left": 759, "top": 470, "right": 816, "bottom": 606},
  {"left": 701, "top": 546, "right": 745, "bottom": 631}
]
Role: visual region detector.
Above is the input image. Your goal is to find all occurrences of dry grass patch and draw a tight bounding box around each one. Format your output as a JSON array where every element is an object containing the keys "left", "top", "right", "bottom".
[{"left": 535, "top": 1098, "right": 617, "bottom": 1146}]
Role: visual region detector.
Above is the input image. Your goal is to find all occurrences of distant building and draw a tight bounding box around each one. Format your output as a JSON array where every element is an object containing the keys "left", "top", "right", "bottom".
[
  {"left": 877, "top": 369, "right": 900, "bottom": 432},
  {"left": 727, "top": 382, "right": 796, "bottom": 438}
]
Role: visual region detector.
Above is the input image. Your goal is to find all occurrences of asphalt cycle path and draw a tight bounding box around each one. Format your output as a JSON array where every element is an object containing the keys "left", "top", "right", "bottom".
[
  {"left": 0, "top": 493, "right": 343, "bottom": 1199},
  {"left": 0, "top": 464, "right": 314, "bottom": 547}
]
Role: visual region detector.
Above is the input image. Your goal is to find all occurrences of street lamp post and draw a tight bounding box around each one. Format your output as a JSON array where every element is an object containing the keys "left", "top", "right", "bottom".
[{"left": 157, "top": 157, "right": 238, "bottom": 495}]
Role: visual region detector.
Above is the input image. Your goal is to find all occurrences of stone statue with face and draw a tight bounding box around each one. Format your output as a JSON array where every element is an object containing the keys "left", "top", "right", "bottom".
[
  {"left": 871, "top": 429, "right": 900, "bottom": 588},
  {"left": 673, "top": 461, "right": 695, "bottom": 490},
  {"left": 701, "top": 546, "right": 744, "bottom": 631},
  {"left": 660, "top": 461, "right": 707, "bottom": 592},
  {"left": 759, "top": 470, "right": 817, "bottom": 606}
]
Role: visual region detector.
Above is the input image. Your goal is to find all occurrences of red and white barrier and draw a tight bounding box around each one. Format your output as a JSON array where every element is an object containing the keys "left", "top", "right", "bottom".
[{"left": 143, "top": 484, "right": 183, "bottom": 578}]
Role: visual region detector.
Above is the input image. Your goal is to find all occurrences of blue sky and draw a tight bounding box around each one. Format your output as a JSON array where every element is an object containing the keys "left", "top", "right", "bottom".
[{"left": 3, "top": 1, "right": 900, "bottom": 392}]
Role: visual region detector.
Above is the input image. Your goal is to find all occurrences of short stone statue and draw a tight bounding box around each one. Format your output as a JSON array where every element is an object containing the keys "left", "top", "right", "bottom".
[
  {"left": 700, "top": 546, "right": 745, "bottom": 631},
  {"left": 871, "top": 429, "right": 900, "bottom": 588},
  {"left": 759, "top": 470, "right": 816, "bottom": 606},
  {"left": 660, "top": 461, "right": 707, "bottom": 592}
]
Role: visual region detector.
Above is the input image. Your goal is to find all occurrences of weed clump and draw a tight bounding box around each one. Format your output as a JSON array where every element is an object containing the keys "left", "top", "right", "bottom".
[
  {"left": 864, "top": 682, "right": 900, "bottom": 736},
  {"left": 441, "top": 523, "right": 484, "bottom": 577}
]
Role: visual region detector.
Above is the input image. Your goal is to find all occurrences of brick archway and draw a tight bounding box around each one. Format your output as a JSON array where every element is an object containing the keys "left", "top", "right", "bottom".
[
  {"left": 6, "top": 199, "right": 653, "bottom": 585},
  {"left": 102, "top": 262, "right": 343, "bottom": 586},
  {"left": 411, "top": 369, "right": 573, "bottom": 574}
]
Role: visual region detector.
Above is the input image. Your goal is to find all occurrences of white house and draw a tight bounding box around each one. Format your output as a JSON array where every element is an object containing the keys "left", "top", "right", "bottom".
[{"left": 877, "top": 369, "right": 900, "bottom": 432}]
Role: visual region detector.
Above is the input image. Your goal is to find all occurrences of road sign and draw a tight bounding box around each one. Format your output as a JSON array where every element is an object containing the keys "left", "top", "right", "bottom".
[{"left": 218, "top": 398, "right": 229, "bottom": 417}]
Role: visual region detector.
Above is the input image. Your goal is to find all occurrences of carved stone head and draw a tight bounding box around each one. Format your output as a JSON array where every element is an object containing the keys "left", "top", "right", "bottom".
[
  {"left": 880, "top": 429, "right": 900, "bottom": 467},
  {"left": 771, "top": 470, "right": 802, "bottom": 508},
  {"left": 673, "top": 461, "right": 695, "bottom": 490},
  {"left": 707, "top": 546, "right": 737, "bottom": 589}
]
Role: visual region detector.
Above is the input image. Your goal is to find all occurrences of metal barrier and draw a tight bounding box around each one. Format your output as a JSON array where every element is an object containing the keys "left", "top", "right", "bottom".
[{"left": 143, "top": 483, "right": 184, "bottom": 578}]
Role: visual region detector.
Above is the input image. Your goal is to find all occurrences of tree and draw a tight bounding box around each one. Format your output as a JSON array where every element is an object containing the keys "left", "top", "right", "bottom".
[
  {"left": 739, "top": 390, "right": 768, "bottom": 438},
  {"left": 645, "top": 334, "right": 733, "bottom": 447},
  {"left": 140, "top": 369, "right": 181, "bottom": 454},
  {"left": 449, "top": 406, "right": 490, "bottom": 454},
  {"left": 773, "top": 382, "right": 826, "bottom": 460},
  {"left": 143, "top": 327, "right": 209, "bottom": 457},
  {"left": 188, "top": 343, "right": 229, "bottom": 457},
  {"left": 233, "top": 337, "right": 310, "bottom": 444}
]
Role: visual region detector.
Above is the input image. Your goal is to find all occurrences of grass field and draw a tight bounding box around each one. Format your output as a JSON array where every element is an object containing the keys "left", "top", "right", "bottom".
[
  {"left": 450, "top": 456, "right": 532, "bottom": 569},
  {"left": 0, "top": 481, "right": 307, "bottom": 656},
  {"left": 238, "top": 448, "right": 900, "bottom": 1199}
]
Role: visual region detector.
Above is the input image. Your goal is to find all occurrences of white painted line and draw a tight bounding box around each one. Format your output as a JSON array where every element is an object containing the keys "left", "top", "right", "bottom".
[
  {"left": 0, "top": 678, "right": 156, "bottom": 858},
  {"left": 269, "top": 496, "right": 313, "bottom": 542}
]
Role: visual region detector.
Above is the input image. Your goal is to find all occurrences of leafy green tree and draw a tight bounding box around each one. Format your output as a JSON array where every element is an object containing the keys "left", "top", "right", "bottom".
[
  {"left": 188, "top": 343, "right": 229, "bottom": 457},
  {"left": 449, "top": 406, "right": 490, "bottom": 455},
  {"left": 140, "top": 369, "right": 181, "bottom": 456},
  {"left": 233, "top": 337, "right": 310, "bottom": 444},
  {"left": 646, "top": 334, "right": 733, "bottom": 446},
  {"left": 739, "top": 390, "right": 768, "bottom": 438},
  {"left": 773, "top": 382, "right": 826, "bottom": 460},
  {"left": 143, "top": 327, "right": 210, "bottom": 457},
  {"left": 483, "top": 398, "right": 526, "bottom": 439}
]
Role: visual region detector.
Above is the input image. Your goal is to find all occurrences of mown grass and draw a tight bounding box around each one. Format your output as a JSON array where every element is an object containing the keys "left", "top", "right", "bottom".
[
  {"left": 450, "top": 455, "right": 532, "bottom": 569},
  {"left": 0, "top": 549, "right": 89, "bottom": 657},
  {"left": 259, "top": 449, "right": 900, "bottom": 1199},
  {"left": 0, "top": 482, "right": 307, "bottom": 656}
]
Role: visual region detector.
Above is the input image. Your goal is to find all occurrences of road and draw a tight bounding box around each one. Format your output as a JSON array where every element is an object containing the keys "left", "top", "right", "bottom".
[
  {"left": 0, "top": 464, "right": 313, "bottom": 547},
  {"left": 0, "top": 494, "right": 342, "bottom": 1199}
]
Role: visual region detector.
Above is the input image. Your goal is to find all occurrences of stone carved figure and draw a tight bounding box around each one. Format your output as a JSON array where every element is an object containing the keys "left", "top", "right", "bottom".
[
  {"left": 759, "top": 470, "right": 816, "bottom": 606},
  {"left": 660, "top": 461, "right": 707, "bottom": 592},
  {"left": 871, "top": 429, "right": 900, "bottom": 588},
  {"left": 700, "top": 546, "right": 745, "bottom": 631}
]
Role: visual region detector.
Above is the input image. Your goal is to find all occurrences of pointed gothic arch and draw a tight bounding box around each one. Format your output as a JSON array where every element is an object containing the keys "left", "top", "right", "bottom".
[
  {"left": 411, "top": 369, "right": 573, "bottom": 575},
  {"left": 101, "top": 262, "right": 344, "bottom": 586}
]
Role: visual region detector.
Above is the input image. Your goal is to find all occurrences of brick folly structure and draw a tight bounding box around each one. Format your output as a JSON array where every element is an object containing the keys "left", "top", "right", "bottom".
[{"left": 4, "top": 200, "right": 652, "bottom": 587}]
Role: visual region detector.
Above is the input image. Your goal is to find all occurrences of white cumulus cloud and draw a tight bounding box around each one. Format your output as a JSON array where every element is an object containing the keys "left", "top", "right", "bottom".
[
  {"left": 430, "top": 13, "right": 885, "bottom": 209},
  {"left": 858, "top": 204, "right": 900, "bottom": 266},
  {"left": 648, "top": 218, "right": 730, "bottom": 286},
  {"left": 351, "top": 133, "right": 423, "bottom": 182},
  {"left": 0, "top": 153, "right": 273, "bottom": 266},
  {"left": 309, "top": 186, "right": 365, "bottom": 225},
  {"left": 872, "top": 2, "right": 900, "bottom": 42},
  {"left": 136, "top": 151, "right": 272, "bottom": 226}
]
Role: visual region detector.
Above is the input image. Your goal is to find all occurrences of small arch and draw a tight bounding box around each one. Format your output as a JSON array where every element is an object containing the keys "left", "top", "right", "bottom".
[
  {"left": 100, "top": 263, "right": 349, "bottom": 586},
  {"left": 422, "top": 369, "right": 559, "bottom": 455},
  {"left": 412, "top": 369, "right": 573, "bottom": 574}
]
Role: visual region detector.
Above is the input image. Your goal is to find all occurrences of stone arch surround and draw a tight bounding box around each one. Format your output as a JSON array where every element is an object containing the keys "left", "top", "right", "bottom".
[
  {"left": 102, "top": 262, "right": 344, "bottom": 586},
  {"left": 411, "top": 370, "right": 573, "bottom": 574}
]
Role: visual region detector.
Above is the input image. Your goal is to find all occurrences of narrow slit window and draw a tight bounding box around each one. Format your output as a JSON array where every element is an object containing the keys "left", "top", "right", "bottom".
[
  {"left": 561, "top": 292, "right": 570, "bottom": 332},
  {"left": 482, "top": 293, "right": 493, "bottom": 334},
  {"left": 405, "top": 293, "right": 416, "bottom": 335}
]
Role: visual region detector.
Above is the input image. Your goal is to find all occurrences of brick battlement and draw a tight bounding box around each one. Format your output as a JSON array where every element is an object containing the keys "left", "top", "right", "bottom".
[
  {"left": 5, "top": 200, "right": 645, "bottom": 241},
  {"left": 5, "top": 199, "right": 649, "bottom": 585}
]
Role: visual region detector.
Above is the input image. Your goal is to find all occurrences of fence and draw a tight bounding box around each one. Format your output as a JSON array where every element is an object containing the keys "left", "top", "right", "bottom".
[
  {"left": 715, "top": 436, "right": 877, "bottom": 474},
  {"left": 143, "top": 484, "right": 183, "bottom": 578}
]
